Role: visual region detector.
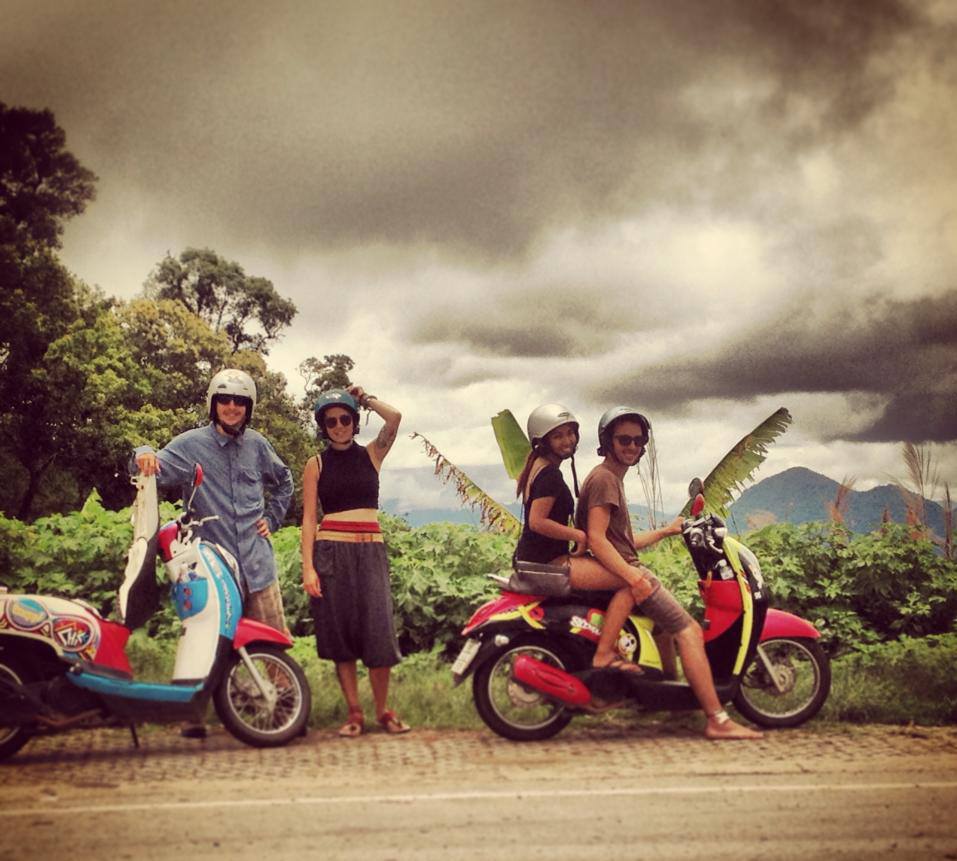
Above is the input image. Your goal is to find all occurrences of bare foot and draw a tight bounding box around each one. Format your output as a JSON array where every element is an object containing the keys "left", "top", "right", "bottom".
[{"left": 705, "top": 710, "right": 763, "bottom": 740}]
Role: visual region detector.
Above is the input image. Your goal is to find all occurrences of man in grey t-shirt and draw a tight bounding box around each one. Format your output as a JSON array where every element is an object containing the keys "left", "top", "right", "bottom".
[{"left": 576, "top": 406, "right": 762, "bottom": 741}]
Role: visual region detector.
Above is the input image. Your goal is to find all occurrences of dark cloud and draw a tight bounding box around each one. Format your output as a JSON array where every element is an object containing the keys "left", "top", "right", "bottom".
[
  {"left": 593, "top": 290, "right": 957, "bottom": 442},
  {"left": 0, "top": 0, "right": 924, "bottom": 262},
  {"left": 409, "top": 282, "right": 654, "bottom": 357}
]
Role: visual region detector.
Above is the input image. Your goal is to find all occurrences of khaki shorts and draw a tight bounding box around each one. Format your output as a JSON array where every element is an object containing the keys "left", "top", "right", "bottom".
[
  {"left": 638, "top": 573, "right": 695, "bottom": 635},
  {"left": 245, "top": 581, "right": 290, "bottom": 636}
]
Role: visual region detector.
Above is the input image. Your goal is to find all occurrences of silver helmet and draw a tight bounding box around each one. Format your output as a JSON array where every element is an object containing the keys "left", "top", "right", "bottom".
[
  {"left": 527, "top": 403, "right": 579, "bottom": 447},
  {"left": 597, "top": 406, "right": 650, "bottom": 457},
  {"left": 206, "top": 368, "right": 257, "bottom": 427}
]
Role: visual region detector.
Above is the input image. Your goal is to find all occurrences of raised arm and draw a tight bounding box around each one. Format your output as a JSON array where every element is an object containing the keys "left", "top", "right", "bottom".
[{"left": 350, "top": 385, "right": 401, "bottom": 470}]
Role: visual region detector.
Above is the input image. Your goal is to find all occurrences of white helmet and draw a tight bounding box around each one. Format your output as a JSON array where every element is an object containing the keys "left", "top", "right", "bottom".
[
  {"left": 527, "top": 403, "right": 579, "bottom": 447},
  {"left": 207, "top": 368, "right": 257, "bottom": 427}
]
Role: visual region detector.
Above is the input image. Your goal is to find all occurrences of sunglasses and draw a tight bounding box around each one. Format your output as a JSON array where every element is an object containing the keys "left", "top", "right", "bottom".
[
  {"left": 215, "top": 395, "right": 251, "bottom": 408},
  {"left": 324, "top": 414, "right": 355, "bottom": 429},
  {"left": 613, "top": 434, "right": 647, "bottom": 448}
]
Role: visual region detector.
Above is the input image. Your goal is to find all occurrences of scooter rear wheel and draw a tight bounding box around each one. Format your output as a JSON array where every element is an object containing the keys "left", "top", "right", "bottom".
[
  {"left": 213, "top": 645, "right": 311, "bottom": 747},
  {"left": 732, "top": 637, "right": 831, "bottom": 728},
  {"left": 473, "top": 635, "right": 576, "bottom": 741},
  {"left": 0, "top": 650, "right": 34, "bottom": 761}
]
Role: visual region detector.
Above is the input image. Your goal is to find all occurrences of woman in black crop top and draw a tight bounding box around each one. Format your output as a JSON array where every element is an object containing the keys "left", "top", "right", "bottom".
[
  {"left": 515, "top": 404, "right": 645, "bottom": 674},
  {"left": 300, "top": 385, "right": 410, "bottom": 736}
]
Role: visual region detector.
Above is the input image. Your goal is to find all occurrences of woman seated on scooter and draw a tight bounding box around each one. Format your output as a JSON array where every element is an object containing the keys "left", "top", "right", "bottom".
[{"left": 514, "top": 404, "right": 653, "bottom": 674}]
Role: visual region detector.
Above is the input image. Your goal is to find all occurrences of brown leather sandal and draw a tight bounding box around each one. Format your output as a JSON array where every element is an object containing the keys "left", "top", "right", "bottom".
[
  {"left": 377, "top": 709, "right": 411, "bottom": 734},
  {"left": 337, "top": 707, "right": 365, "bottom": 738}
]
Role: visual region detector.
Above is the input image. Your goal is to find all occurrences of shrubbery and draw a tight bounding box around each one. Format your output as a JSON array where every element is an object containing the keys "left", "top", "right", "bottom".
[{"left": 3, "top": 497, "right": 956, "bottom": 662}]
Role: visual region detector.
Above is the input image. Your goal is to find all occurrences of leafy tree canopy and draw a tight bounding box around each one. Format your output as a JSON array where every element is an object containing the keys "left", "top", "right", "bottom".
[
  {"left": 0, "top": 101, "right": 97, "bottom": 250},
  {"left": 145, "top": 247, "right": 297, "bottom": 354}
]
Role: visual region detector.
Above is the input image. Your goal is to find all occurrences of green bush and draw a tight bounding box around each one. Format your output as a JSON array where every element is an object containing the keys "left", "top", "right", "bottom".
[
  {"left": 4, "top": 498, "right": 956, "bottom": 669},
  {"left": 746, "top": 522, "right": 957, "bottom": 653}
]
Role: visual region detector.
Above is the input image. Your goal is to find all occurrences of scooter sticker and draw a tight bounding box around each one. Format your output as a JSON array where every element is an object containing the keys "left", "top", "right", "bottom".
[
  {"left": 570, "top": 611, "right": 603, "bottom": 642},
  {"left": 52, "top": 616, "right": 98, "bottom": 656},
  {"left": 6, "top": 597, "right": 50, "bottom": 631}
]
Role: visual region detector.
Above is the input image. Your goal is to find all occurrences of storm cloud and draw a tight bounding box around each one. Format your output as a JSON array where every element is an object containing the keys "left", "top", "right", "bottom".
[
  {"left": 3, "top": 0, "right": 954, "bottom": 506},
  {"left": 596, "top": 290, "right": 957, "bottom": 442}
]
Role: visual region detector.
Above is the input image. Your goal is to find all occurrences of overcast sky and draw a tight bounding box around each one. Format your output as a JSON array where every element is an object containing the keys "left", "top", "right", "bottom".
[{"left": 3, "top": 0, "right": 955, "bottom": 516}]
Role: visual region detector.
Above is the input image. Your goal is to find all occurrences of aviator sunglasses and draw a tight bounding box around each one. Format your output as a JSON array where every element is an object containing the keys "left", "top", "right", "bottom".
[
  {"left": 613, "top": 434, "right": 647, "bottom": 448},
  {"left": 215, "top": 395, "right": 251, "bottom": 407},
  {"left": 324, "top": 413, "right": 355, "bottom": 429}
]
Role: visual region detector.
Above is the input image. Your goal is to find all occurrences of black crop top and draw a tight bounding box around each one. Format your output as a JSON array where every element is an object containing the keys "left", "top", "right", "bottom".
[{"left": 317, "top": 443, "right": 380, "bottom": 514}]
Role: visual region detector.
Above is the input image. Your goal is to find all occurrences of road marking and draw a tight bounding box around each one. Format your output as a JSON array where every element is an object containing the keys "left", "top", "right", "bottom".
[{"left": 3, "top": 780, "right": 956, "bottom": 818}]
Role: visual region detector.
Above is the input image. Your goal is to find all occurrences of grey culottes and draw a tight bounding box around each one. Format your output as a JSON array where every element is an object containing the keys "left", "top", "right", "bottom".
[{"left": 309, "top": 540, "right": 402, "bottom": 668}]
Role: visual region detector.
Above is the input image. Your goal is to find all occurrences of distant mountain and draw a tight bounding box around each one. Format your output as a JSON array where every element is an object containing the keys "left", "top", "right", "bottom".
[{"left": 728, "top": 466, "right": 950, "bottom": 535}]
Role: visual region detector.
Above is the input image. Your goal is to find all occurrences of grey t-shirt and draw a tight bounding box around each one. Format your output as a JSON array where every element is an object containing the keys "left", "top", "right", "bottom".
[{"left": 575, "top": 464, "right": 638, "bottom": 565}]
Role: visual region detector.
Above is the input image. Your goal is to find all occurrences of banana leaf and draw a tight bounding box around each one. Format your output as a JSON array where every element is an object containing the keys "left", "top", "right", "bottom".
[
  {"left": 491, "top": 409, "right": 532, "bottom": 480},
  {"left": 681, "top": 407, "right": 793, "bottom": 516},
  {"left": 410, "top": 432, "right": 521, "bottom": 537}
]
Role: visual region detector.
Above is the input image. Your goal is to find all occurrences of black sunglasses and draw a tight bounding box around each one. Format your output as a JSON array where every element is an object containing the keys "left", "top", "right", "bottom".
[
  {"left": 215, "top": 395, "right": 251, "bottom": 408},
  {"left": 324, "top": 414, "right": 354, "bottom": 429},
  {"left": 614, "top": 434, "right": 647, "bottom": 448}
]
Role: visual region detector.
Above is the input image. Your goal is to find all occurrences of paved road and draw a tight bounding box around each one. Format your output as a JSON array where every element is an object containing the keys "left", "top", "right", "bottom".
[{"left": 2, "top": 723, "right": 956, "bottom": 860}]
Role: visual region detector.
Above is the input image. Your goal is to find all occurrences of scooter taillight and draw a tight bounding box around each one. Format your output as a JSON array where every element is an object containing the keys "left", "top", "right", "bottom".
[{"left": 512, "top": 655, "right": 592, "bottom": 707}]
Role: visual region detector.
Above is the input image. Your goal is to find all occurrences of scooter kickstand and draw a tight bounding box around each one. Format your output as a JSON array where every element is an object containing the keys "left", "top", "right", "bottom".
[{"left": 128, "top": 723, "right": 140, "bottom": 749}]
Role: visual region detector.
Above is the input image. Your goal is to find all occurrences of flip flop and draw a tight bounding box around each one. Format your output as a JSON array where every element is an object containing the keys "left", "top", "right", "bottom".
[
  {"left": 593, "top": 657, "right": 643, "bottom": 675},
  {"left": 377, "top": 709, "right": 411, "bottom": 734},
  {"left": 337, "top": 708, "right": 364, "bottom": 738}
]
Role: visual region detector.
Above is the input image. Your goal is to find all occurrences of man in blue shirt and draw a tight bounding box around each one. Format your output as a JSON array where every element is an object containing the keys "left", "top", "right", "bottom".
[{"left": 133, "top": 368, "right": 294, "bottom": 635}]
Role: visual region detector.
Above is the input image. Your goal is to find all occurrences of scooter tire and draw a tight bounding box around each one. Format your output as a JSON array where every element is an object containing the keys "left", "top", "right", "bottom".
[
  {"left": 473, "top": 635, "right": 576, "bottom": 742},
  {"left": 0, "top": 650, "right": 35, "bottom": 761},
  {"left": 213, "top": 645, "right": 311, "bottom": 748},
  {"left": 732, "top": 637, "right": 831, "bottom": 728}
]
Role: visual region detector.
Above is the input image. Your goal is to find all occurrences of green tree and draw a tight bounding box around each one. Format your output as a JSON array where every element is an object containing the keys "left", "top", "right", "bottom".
[
  {"left": 145, "top": 248, "right": 296, "bottom": 354},
  {"left": 298, "top": 353, "right": 354, "bottom": 417},
  {"left": 0, "top": 104, "right": 98, "bottom": 517},
  {"left": 0, "top": 101, "right": 97, "bottom": 250}
]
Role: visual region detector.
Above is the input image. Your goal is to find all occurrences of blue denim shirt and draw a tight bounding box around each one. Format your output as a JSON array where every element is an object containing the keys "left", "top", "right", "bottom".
[{"left": 133, "top": 423, "right": 293, "bottom": 594}]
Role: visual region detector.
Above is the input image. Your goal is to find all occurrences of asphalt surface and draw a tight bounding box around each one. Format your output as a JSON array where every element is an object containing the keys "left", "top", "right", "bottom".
[{"left": 2, "top": 722, "right": 956, "bottom": 860}]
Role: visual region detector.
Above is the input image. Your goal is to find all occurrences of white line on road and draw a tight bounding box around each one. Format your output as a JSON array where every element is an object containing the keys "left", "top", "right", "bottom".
[{"left": 3, "top": 780, "right": 956, "bottom": 819}]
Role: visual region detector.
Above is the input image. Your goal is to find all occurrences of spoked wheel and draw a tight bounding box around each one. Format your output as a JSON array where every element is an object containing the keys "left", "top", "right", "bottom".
[
  {"left": 0, "top": 651, "right": 34, "bottom": 761},
  {"left": 473, "top": 636, "right": 576, "bottom": 741},
  {"left": 213, "top": 646, "right": 311, "bottom": 747},
  {"left": 733, "top": 637, "right": 831, "bottom": 728}
]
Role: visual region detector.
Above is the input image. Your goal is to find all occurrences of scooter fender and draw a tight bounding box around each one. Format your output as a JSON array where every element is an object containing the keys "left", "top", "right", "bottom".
[
  {"left": 233, "top": 617, "right": 293, "bottom": 650},
  {"left": 760, "top": 608, "right": 821, "bottom": 641}
]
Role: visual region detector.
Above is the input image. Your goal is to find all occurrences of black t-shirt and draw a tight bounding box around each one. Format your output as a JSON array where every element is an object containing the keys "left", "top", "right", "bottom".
[{"left": 514, "top": 465, "right": 575, "bottom": 564}]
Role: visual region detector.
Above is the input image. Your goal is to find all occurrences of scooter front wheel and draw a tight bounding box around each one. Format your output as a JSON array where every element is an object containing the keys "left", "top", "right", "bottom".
[
  {"left": 732, "top": 637, "right": 831, "bottom": 728},
  {"left": 473, "top": 635, "right": 576, "bottom": 741},
  {"left": 213, "top": 645, "right": 311, "bottom": 747},
  {"left": 0, "top": 650, "right": 34, "bottom": 761}
]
